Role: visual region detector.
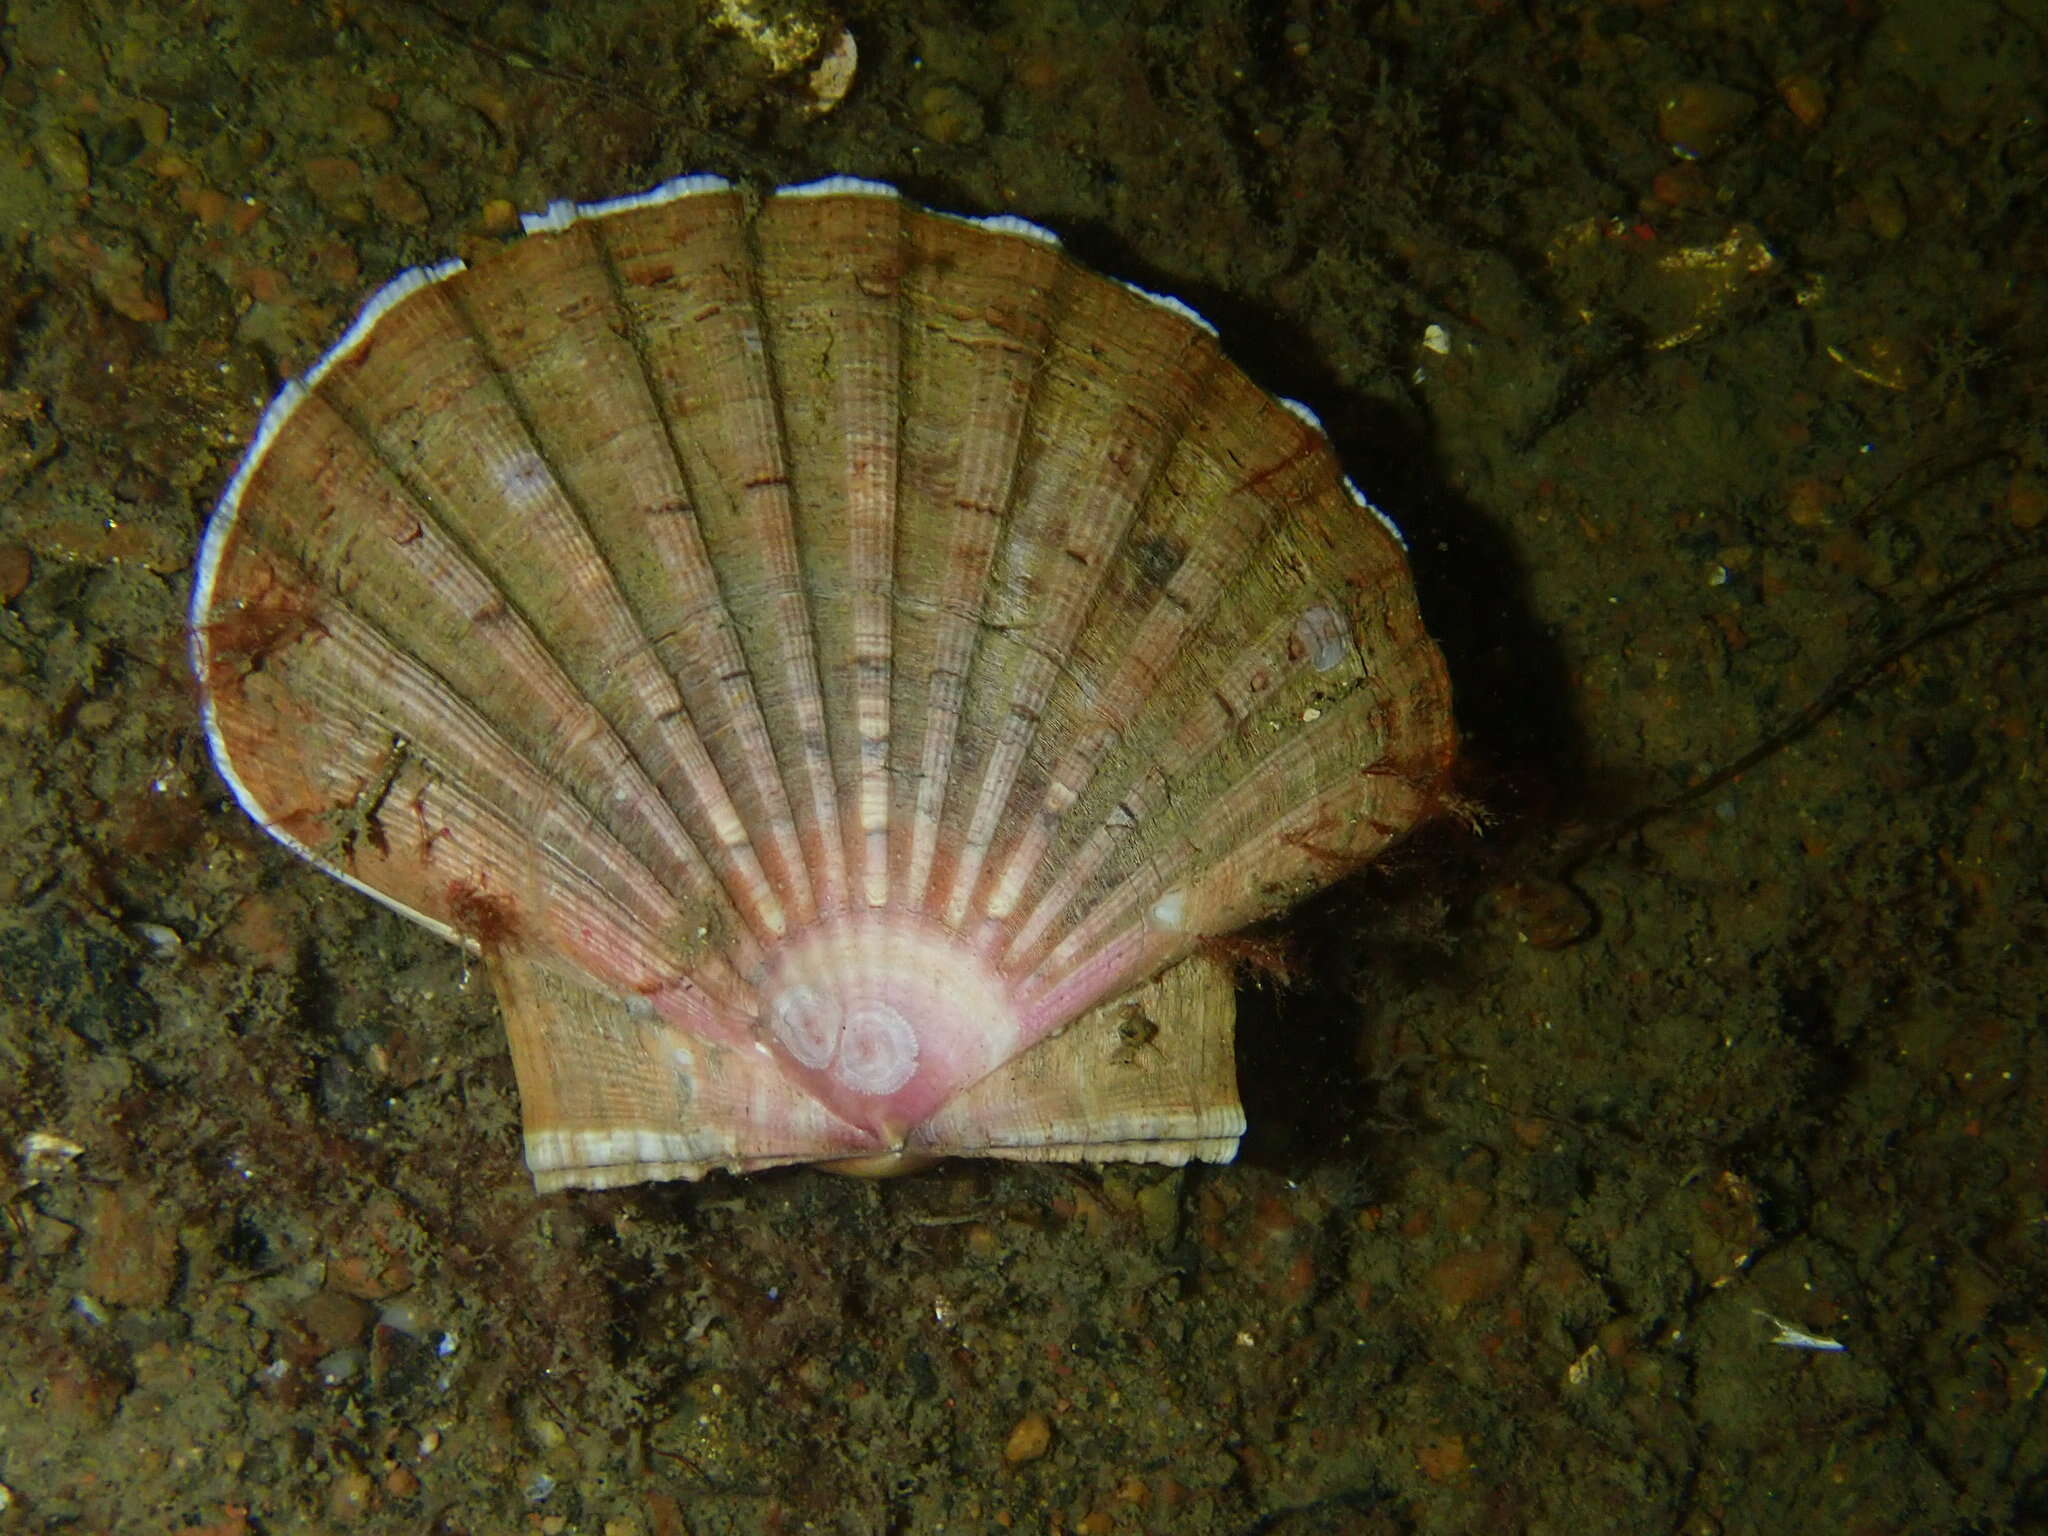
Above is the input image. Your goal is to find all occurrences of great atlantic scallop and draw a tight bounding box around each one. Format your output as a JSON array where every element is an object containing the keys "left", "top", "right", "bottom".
[{"left": 189, "top": 174, "right": 1456, "bottom": 1191}]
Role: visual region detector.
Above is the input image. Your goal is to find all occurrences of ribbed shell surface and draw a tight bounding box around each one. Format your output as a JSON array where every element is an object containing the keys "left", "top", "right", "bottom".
[{"left": 190, "top": 175, "right": 1455, "bottom": 1189}]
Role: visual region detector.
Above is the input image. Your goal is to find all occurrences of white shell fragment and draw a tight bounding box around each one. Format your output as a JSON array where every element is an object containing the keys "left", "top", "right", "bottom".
[
  {"left": 190, "top": 176, "right": 1456, "bottom": 1190},
  {"left": 17, "top": 1130, "right": 85, "bottom": 1181}
]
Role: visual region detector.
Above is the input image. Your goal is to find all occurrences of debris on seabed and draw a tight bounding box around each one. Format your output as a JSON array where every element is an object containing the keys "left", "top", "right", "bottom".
[
  {"left": 1563, "top": 1342, "right": 1602, "bottom": 1389},
  {"left": 1755, "top": 1309, "right": 1846, "bottom": 1352},
  {"left": 17, "top": 1129, "right": 84, "bottom": 1181},
  {"left": 713, "top": 0, "right": 857, "bottom": 115}
]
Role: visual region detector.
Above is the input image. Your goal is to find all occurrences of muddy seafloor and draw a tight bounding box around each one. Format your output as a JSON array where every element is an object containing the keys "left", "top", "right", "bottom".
[{"left": 0, "top": 1, "right": 2044, "bottom": 1532}]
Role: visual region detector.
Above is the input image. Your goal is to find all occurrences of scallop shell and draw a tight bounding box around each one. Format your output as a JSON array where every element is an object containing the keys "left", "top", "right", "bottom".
[{"left": 190, "top": 174, "right": 1455, "bottom": 1191}]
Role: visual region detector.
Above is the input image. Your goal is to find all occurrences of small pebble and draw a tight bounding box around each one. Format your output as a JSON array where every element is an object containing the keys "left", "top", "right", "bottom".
[
  {"left": 187, "top": 185, "right": 231, "bottom": 224},
  {"left": 0, "top": 543, "right": 29, "bottom": 601},
  {"left": 376, "top": 1298, "right": 430, "bottom": 1333},
  {"left": 1656, "top": 82, "right": 1753, "bottom": 159},
  {"left": 131, "top": 101, "right": 170, "bottom": 146},
  {"left": 2007, "top": 474, "right": 2046, "bottom": 531},
  {"left": 315, "top": 238, "right": 360, "bottom": 286},
  {"left": 36, "top": 127, "right": 91, "bottom": 189},
  {"left": 130, "top": 921, "right": 182, "bottom": 957},
  {"left": 1003, "top": 1411, "right": 1052, "bottom": 1464},
  {"left": 1784, "top": 475, "right": 1837, "bottom": 528},
  {"left": 478, "top": 197, "right": 520, "bottom": 236},
  {"left": 916, "top": 82, "right": 985, "bottom": 146},
  {"left": 1862, "top": 179, "right": 1909, "bottom": 241},
  {"left": 1415, "top": 1433, "right": 1473, "bottom": 1484},
  {"left": 1777, "top": 73, "right": 1828, "bottom": 128},
  {"left": 1481, "top": 877, "right": 1593, "bottom": 949},
  {"left": 20, "top": 1130, "right": 83, "bottom": 1176},
  {"left": 340, "top": 103, "right": 396, "bottom": 146},
  {"left": 372, "top": 173, "right": 430, "bottom": 226},
  {"left": 85, "top": 1186, "right": 178, "bottom": 1308},
  {"left": 327, "top": 1469, "right": 376, "bottom": 1520},
  {"left": 302, "top": 155, "right": 363, "bottom": 205},
  {"left": 296, "top": 1288, "right": 375, "bottom": 1352},
  {"left": 806, "top": 29, "right": 857, "bottom": 115},
  {"left": 1649, "top": 162, "right": 1711, "bottom": 209},
  {"left": 315, "top": 1347, "right": 364, "bottom": 1385},
  {"left": 73, "top": 698, "right": 120, "bottom": 734}
]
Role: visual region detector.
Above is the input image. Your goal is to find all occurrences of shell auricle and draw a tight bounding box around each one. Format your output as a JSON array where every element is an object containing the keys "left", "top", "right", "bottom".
[{"left": 190, "top": 174, "right": 1455, "bottom": 1191}]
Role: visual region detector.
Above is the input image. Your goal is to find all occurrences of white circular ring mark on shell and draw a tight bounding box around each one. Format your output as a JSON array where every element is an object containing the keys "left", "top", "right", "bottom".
[
  {"left": 1293, "top": 605, "right": 1351, "bottom": 673},
  {"left": 769, "top": 985, "right": 840, "bottom": 1069},
  {"left": 494, "top": 449, "right": 556, "bottom": 509},
  {"left": 833, "top": 1002, "right": 920, "bottom": 1095},
  {"left": 1148, "top": 889, "right": 1189, "bottom": 932}
]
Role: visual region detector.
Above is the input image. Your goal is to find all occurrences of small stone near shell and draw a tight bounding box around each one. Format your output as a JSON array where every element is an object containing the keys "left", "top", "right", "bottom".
[
  {"left": 295, "top": 1289, "right": 376, "bottom": 1352},
  {"left": 315, "top": 1347, "right": 364, "bottom": 1385},
  {"left": 326, "top": 1470, "right": 376, "bottom": 1520},
  {"left": 1777, "top": 73, "right": 1828, "bottom": 129},
  {"left": 2008, "top": 474, "right": 2047, "bottom": 532},
  {"left": 0, "top": 680, "right": 39, "bottom": 735},
  {"left": 85, "top": 1185, "right": 179, "bottom": 1308},
  {"left": 478, "top": 197, "right": 520, "bottom": 236},
  {"left": 0, "top": 542, "right": 29, "bottom": 601},
  {"left": 371, "top": 172, "right": 431, "bottom": 227},
  {"left": 916, "top": 81, "right": 985, "bottom": 144},
  {"left": 301, "top": 154, "right": 362, "bottom": 207},
  {"left": 714, "top": 0, "right": 831, "bottom": 73},
  {"left": 806, "top": 28, "right": 857, "bottom": 115},
  {"left": 1657, "top": 82, "right": 1754, "bottom": 160},
  {"left": 1004, "top": 1412, "right": 1053, "bottom": 1464},
  {"left": 18, "top": 1129, "right": 84, "bottom": 1180},
  {"left": 339, "top": 103, "right": 397, "bottom": 147},
  {"left": 36, "top": 126, "right": 91, "bottom": 190},
  {"left": 130, "top": 920, "right": 184, "bottom": 957},
  {"left": 1482, "top": 878, "right": 1594, "bottom": 950}
]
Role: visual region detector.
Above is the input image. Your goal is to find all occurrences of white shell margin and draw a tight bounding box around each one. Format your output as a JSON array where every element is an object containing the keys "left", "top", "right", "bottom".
[
  {"left": 189, "top": 252, "right": 481, "bottom": 951},
  {"left": 520, "top": 172, "right": 735, "bottom": 234},
  {"left": 963, "top": 212, "right": 1060, "bottom": 247},
  {"left": 779, "top": 173, "right": 898, "bottom": 201},
  {"left": 1118, "top": 279, "right": 1218, "bottom": 339},
  {"left": 1280, "top": 397, "right": 1408, "bottom": 549}
]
